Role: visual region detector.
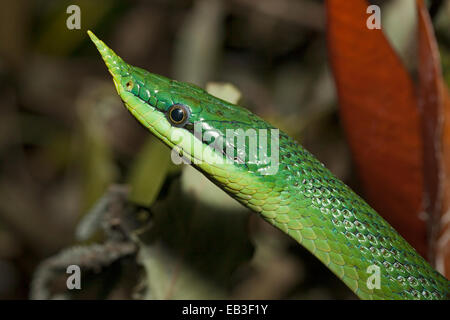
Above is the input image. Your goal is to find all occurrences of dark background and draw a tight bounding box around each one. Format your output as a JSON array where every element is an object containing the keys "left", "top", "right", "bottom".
[{"left": 0, "top": 0, "right": 448, "bottom": 300}]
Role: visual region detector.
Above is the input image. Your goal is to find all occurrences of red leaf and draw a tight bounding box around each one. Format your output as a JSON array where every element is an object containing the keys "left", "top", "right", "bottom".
[
  {"left": 438, "top": 89, "right": 450, "bottom": 277},
  {"left": 416, "top": 0, "right": 450, "bottom": 277},
  {"left": 326, "top": 0, "right": 427, "bottom": 257}
]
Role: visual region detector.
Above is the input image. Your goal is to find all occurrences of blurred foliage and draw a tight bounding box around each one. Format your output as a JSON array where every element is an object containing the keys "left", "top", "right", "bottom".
[{"left": 0, "top": 0, "right": 448, "bottom": 300}]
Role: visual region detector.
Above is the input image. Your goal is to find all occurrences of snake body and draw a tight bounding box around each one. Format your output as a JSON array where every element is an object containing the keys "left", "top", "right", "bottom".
[{"left": 88, "top": 31, "right": 449, "bottom": 300}]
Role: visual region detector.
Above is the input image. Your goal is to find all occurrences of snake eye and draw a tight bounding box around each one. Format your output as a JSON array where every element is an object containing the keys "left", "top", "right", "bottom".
[{"left": 167, "top": 104, "right": 190, "bottom": 127}]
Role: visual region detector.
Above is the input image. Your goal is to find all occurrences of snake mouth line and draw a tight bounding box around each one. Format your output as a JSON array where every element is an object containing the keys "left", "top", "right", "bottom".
[
  {"left": 126, "top": 98, "right": 273, "bottom": 170},
  {"left": 124, "top": 99, "right": 223, "bottom": 168},
  {"left": 122, "top": 86, "right": 256, "bottom": 168}
]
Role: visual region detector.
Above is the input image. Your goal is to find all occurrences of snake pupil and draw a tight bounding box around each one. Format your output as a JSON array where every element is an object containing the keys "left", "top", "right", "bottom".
[
  {"left": 170, "top": 108, "right": 184, "bottom": 122},
  {"left": 167, "top": 104, "right": 190, "bottom": 126}
]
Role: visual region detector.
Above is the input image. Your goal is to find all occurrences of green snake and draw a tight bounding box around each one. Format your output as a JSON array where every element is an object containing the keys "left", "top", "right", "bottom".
[{"left": 87, "top": 31, "right": 449, "bottom": 300}]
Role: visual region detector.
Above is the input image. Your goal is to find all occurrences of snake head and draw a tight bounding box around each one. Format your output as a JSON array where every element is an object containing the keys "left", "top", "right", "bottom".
[{"left": 88, "top": 30, "right": 279, "bottom": 175}]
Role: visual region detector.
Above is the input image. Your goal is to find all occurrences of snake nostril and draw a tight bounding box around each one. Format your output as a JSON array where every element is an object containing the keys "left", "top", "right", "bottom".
[{"left": 126, "top": 80, "right": 133, "bottom": 91}]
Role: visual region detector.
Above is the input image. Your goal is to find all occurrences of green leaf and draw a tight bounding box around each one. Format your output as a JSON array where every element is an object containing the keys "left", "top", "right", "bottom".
[{"left": 127, "top": 137, "right": 177, "bottom": 206}]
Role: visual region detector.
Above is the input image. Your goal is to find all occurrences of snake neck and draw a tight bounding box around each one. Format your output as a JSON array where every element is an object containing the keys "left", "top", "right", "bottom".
[{"left": 198, "top": 132, "right": 449, "bottom": 300}]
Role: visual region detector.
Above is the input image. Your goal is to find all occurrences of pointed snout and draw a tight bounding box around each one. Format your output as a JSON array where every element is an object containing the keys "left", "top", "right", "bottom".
[{"left": 87, "top": 30, "right": 129, "bottom": 82}]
